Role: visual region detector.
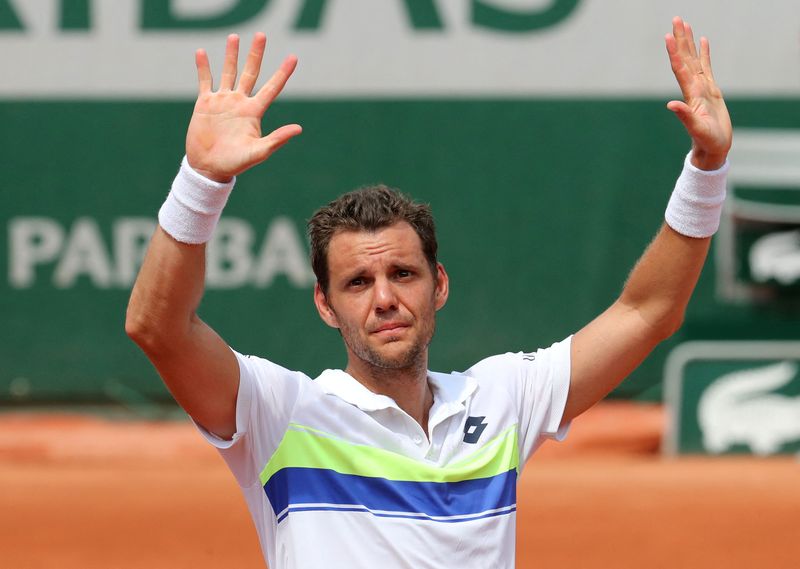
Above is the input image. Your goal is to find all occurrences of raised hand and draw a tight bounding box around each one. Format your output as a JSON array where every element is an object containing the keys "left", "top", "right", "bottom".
[
  {"left": 665, "top": 16, "right": 732, "bottom": 170},
  {"left": 185, "top": 33, "right": 302, "bottom": 182}
]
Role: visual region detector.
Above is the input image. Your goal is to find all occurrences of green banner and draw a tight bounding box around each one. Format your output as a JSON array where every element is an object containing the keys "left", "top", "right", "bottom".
[
  {"left": 664, "top": 341, "right": 800, "bottom": 455},
  {"left": 2, "top": 99, "right": 800, "bottom": 404}
]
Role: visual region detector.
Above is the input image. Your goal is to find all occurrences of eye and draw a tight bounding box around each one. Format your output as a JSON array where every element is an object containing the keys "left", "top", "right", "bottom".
[
  {"left": 348, "top": 277, "right": 365, "bottom": 287},
  {"left": 396, "top": 269, "right": 412, "bottom": 279}
]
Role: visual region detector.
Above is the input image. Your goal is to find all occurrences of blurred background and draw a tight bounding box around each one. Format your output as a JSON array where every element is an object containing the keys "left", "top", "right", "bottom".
[
  {"left": 0, "top": 2, "right": 799, "bottom": 567},
  {"left": 2, "top": 0, "right": 799, "bottom": 454}
]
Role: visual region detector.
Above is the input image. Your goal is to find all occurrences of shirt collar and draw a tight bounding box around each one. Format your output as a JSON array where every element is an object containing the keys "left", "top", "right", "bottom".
[{"left": 314, "top": 369, "right": 477, "bottom": 413}]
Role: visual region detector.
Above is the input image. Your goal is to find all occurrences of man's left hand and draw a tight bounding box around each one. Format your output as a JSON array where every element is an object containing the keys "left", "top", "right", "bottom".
[{"left": 665, "top": 16, "right": 732, "bottom": 171}]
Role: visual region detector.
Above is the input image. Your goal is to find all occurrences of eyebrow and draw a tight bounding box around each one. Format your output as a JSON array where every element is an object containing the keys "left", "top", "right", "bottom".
[{"left": 339, "top": 260, "right": 420, "bottom": 282}]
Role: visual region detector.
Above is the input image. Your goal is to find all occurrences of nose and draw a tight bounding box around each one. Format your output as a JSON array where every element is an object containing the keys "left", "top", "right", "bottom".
[{"left": 373, "top": 277, "right": 398, "bottom": 313}]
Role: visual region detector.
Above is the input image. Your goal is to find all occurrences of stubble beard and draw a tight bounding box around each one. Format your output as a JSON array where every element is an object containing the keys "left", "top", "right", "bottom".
[{"left": 340, "top": 317, "right": 436, "bottom": 375}]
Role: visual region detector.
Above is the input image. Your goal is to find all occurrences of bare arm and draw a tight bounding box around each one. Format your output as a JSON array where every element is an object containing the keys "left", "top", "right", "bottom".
[
  {"left": 126, "top": 34, "right": 301, "bottom": 439},
  {"left": 562, "top": 17, "right": 732, "bottom": 424}
]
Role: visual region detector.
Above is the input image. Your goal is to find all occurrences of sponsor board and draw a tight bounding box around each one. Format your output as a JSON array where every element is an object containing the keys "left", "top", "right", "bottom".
[
  {"left": 7, "top": 216, "right": 314, "bottom": 290},
  {"left": 1, "top": 1, "right": 799, "bottom": 97},
  {"left": 664, "top": 341, "right": 800, "bottom": 456},
  {"left": 4, "top": 100, "right": 800, "bottom": 404},
  {"left": 5, "top": 99, "right": 709, "bottom": 403},
  {"left": 716, "top": 129, "right": 800, "bottom": 302}
]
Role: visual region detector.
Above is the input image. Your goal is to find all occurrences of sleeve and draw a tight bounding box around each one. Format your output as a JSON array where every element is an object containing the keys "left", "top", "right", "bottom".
[
  {"left": 516, "top": 336, "right": 572, "bottom": 462},
  {"left": 467, "top": 336, "right": 572, "bottom": 467},
  {"left": 193, "top": 348, "right": 308, "bottom": 487}
]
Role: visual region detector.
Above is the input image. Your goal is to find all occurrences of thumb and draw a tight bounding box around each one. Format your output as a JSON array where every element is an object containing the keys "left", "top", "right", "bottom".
[
  {"left": 666, "top": 100, "right": 698, "bottom": 134},
  {"left": 251, "top": 124, "right": 303, "bottom": 164}
]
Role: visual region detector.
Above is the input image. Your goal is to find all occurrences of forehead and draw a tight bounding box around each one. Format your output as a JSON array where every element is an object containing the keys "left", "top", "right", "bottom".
[{"left": 327, "top": 221, "right": 426, "bottom": 273}]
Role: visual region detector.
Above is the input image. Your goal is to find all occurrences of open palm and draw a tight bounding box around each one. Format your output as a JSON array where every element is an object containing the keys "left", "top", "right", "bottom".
[
  {"left": 665, "top": 17, "right": 732, "bottom": 170},
  {"left": 185, "top": 33, "right": 302, "bottom": 182}
]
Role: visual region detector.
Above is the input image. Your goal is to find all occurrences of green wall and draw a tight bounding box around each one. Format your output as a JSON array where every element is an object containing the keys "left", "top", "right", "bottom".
[{"left": 2, "top": 98, "right": 799, "bottom": 403}]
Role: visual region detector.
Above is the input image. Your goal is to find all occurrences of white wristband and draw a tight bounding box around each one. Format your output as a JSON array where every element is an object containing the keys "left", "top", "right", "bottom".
[
  {"left": 158, "top": 156, "right": 235, "bottom": 244},
  {"left": 664, "top": 151, "right": 729, "bottom": 238}
]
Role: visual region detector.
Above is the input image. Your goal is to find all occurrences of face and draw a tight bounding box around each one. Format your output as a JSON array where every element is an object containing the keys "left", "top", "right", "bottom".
[{"left": 313, "top": 222, "right": 448, "bottom": 375}]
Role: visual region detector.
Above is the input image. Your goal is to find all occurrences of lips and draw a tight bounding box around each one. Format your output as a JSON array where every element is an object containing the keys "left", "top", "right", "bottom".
[{"left": 371, "top": 322, "right": 410, "bottom": 334}]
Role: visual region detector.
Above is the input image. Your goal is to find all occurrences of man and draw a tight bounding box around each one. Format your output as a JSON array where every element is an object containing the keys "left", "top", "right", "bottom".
[{"left": 126, "top": 17, "right": 731, "bottom": 569}]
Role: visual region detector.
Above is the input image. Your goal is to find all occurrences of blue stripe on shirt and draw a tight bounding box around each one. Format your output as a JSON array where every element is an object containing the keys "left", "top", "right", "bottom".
[{"left": 264, "top": 467, "right": 517, "bottom": 523}]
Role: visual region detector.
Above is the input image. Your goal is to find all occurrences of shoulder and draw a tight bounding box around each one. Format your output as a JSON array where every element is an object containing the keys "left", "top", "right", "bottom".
[
  {"left": 461, "top": 352, "right": 534, "bottom": 386},
  {"left": 231, "top": 350, "right": 318, "bottom": 408},
  {"left": 458, "top": 338, "right": 572, "bottom": 401},
  {"left": 465, "top": 338, "right": 572, "bottom": 378},
  {"left": 234, "top": 351, "right": 313, "bottom": 384}
]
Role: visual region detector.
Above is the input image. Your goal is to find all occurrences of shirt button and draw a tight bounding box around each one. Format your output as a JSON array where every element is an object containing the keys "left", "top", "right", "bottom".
[{"left": 413, "top": 435, "right": 423, "bottom": 445}]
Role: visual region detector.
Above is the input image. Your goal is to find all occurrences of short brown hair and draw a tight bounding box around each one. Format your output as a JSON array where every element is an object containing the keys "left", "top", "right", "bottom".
[{"left": 308, "top": 185, "right": 438, "bottom": 295}]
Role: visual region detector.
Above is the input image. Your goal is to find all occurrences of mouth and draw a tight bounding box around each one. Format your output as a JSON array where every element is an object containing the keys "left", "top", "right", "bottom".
[{"left": 371, "top": 323, "right": 410, "bottom": 335}]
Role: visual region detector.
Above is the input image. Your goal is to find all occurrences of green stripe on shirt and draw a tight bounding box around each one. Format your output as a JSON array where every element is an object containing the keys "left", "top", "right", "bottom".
[{"left": 259, "top": 423, "right": 519, "bottom": 486}]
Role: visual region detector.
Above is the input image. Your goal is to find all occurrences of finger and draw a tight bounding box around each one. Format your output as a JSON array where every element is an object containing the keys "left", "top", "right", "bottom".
[
  {"left": 238, "top": 32, "right": 267, "bottom": 95},
  {"left": 219, "top": 34, "right": 240, "bottom": 91},
  {"left": 672, "top": 16, "right": 697, "bottom": 73},
  {"left": 700, "top": 37, "right": 715, "bottom": 80},
  {"left": 255, "top": 55, "right": 298, "bottom": 109},
  {"left": 196, "top": 49, "right": 213, "bottom": 94},
  {"left": 666, "top": 100, "right": 698, "bottom": 134},
  {"left": 669, "top": 18, "right": 689, "bottom": 71},
  {"left": 665, "top": 33, "right": 680, "bottom": 68},
  {"left": 252, "top": 124, "right": 303, "bottom": 164},
  {"left": 684, "top": 21, "right": 698, "bottom": 59},
  {"left": 672, "top": 16, "right": 686, "bottom": 49},
  {"left": 667, "top": 100, "right": 691, "bottom": 115},
  {"left": 665, "top": 33, "right": 693, "bottom": 99}
]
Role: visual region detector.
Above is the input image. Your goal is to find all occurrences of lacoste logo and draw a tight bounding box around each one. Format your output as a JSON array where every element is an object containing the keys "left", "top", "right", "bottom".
[
  {"left": 463, "top": 416, "right": 488, "bottom": 444},
  {"left": 749, "top": 229, "right": 800, "bottom": 286},
  {"left": 698, "top": 361, "right": 800, "bottom": 455}
]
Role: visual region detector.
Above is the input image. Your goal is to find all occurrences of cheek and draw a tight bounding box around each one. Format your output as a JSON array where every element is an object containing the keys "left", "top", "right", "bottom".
[
  {"left": 404, "top": 289, "right": 438, "bottom": 319},
  {"left": 333, "top": 297, "right": 370, "bottom": 327}
]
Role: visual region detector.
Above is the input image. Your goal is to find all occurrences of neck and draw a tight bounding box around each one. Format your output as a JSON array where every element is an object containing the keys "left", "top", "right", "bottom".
[{"left": 346, "top": 359, "right": 433, "bottom": 436}]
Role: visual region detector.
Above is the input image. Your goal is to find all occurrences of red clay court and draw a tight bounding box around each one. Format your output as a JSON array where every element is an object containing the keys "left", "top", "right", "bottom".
[{"left": 1, "top": 402, "right": 798, "bottom": 569}]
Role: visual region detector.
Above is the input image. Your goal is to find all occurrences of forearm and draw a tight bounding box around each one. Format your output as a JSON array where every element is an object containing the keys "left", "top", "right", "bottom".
[
  {"left": 567, "top": 225, "right": 710, "bottom": 421},
  {"left": 125, "top": 227, "right": 207, "bottom": 351},
  {"left": 566, "top": 151, "right": 728, "bottom": 423},
  {"left": 619, "top": 149, "right": 728, "bottom": 337},
  {"left": 126, "top": 158, "right": 234, "bottom": 348},
  {"left": 618, "top": 223, "right": 710, "bottom": 339}
]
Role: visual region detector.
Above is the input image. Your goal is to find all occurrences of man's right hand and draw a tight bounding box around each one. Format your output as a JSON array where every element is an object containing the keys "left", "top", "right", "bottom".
[{"left": 185, "top": 33, "right": 302, "bottom": 183}]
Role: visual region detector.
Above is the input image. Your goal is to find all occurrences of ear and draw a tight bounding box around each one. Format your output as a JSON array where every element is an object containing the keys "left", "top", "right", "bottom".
[
  {"left": 314, "top": 282, "right": 340, "bottom": 328},
  {"left": 434, "top": 262, "right": 449, "bottom": 311}
]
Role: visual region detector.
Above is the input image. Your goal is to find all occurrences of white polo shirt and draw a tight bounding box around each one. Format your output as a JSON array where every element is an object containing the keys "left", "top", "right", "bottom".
[{"left": 198, "top": 337, "right": 571, "bottom": 569}]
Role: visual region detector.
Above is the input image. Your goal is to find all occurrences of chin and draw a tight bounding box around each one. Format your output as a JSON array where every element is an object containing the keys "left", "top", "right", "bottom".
[
  {"left": 376, "top": 344, "right": 428, "bottom": 370},
  {"left": 343, "top": 327, "right": 432, "bottom": 372}
]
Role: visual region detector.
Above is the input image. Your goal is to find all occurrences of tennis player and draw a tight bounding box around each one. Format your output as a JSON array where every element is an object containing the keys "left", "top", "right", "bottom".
[{"left": 127, "top": 17, "right": 731, "bottom": 569}]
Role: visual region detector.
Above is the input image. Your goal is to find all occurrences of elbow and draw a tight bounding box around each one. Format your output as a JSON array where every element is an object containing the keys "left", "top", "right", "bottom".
[
  {"left": 620, "top": 296, "right": 686, "bottom": 344},
  {"left": 126, "top": 300, "right": 194, "bottom": 359},
  {"left": 649, "top": 309, "right": 686, "bottom": 343},
  {"left": 125, "top": 303, "right": 172, "bottom": 357},
  {"left": 125, "top": 306, "right": 157, "bottom": 352},
  {"left": 618, "top": 289, "right": 688, "bottom": 343}
]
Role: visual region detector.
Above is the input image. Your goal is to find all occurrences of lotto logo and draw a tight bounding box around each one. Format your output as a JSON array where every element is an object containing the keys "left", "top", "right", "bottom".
[{"left": 463, "top": 416, "right": 488, "bottom": 444}]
